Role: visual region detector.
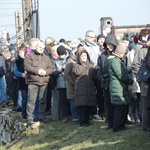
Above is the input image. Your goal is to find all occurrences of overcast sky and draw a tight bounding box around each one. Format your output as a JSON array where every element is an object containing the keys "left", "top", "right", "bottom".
[{"left": 39, "top": 0, "right": 150, "bottom": 41}]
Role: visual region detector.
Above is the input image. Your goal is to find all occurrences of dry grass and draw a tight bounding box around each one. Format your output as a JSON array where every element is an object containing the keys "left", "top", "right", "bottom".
[{"left": 1, "top": 116, "right": 150, "bottom": 150}]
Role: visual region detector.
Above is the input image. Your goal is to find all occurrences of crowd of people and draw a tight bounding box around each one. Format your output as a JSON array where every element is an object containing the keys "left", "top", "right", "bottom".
[{"left": 0, "top": 28, "right": 150, "bottom": 132}]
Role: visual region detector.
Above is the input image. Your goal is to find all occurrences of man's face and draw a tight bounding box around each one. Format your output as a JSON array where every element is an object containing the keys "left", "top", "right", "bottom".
[
  {"left": 18, "top": 50, "right": 25, "bottom": 58},
  {"left": 106, "top": 43, "right": 115, "bottom": 51},
  {"left": 36, "top": 42, "right": 45, "bottom": 54},
  {"left": 86, "top": 32, "right": 96, "bottom": 44},
  {"left": 2, "top": 45, "right": 9, "bottom": 51}
]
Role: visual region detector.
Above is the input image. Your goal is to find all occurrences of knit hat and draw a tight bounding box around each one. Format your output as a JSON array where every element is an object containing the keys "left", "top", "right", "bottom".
[
  {"left": 47, "top": 36, "right": 55, "bottom": 43},
  {"left": 9, "top": 43, "right": 15, "bottom": 51},
  {"left": 59, "top": 38, "right": 66, "bottom": 43},
  {"left": 115, "top": 42, "right": 129, "bottom": 55},
  {"left": 122, "top": 33, "right": 129, "bottom": 41},
  {"left": 97, "top": 34, "right": 105, "bottom": 42},
  {"left": 0, "top": 38, "right": 9, "bottom": 46},
  {"left": 57, "top": 45, "right": 67, "bottom": 55}
]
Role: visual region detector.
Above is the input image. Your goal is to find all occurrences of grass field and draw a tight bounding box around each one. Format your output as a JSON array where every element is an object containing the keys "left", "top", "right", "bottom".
[{"left": 1, "top": 117, "right": 150, "bottom": 150}]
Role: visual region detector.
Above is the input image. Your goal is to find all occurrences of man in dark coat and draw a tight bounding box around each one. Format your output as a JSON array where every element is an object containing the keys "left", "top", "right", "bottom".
[{"left": 24, "top": 41, "right": 53, "bottom": 129}]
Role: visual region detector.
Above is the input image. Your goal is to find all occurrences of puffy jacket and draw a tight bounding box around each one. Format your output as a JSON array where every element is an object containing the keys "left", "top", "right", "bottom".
[
  {"left": 106, "top": 54, "right": 133, "bottom": 105},
  {"left": 72, "top": 49, "right": 97, "bottom": 107}
]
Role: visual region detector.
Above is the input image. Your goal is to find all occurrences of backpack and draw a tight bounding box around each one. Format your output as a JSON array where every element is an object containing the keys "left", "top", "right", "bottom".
[{"left": 136, "top": 58, "right": 150, "bottom": 82}]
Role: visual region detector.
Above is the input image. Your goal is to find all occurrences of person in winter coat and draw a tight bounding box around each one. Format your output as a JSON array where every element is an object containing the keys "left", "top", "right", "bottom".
[
  {"left": 132, "top": 40, "right": 150, "bottom": 131},
  {"left": 14, "top": 46, "right": 28, "bottom": 119},
  {"left": 127, "top": 40, "right": 141, "bottom": 123},
  {"left": 106, "top": 42, "right": 133, "bottom": 132},
  {"left": 146, "top": 40, "right": 150, "bottom": 110},
  {"left": 96, "top": 34, "right": 105, "bottom": 120},
  {"left": 24, "top": 41, "right": 53, "bottom": 129},
  {"left": 84, "top": 30, "right": 101, "bottom": 120},
  {"left": 72, "top": 47, "right": 97, "bottom": 127},
  {"left": 64, "top": 46, "right": 79, "bottom": 122},
  {"left": 53, "top": 45, "right": 70, "bottom": 123},
  {"left": 97, "top": 33, "right": 118, "bottom": 129},
  {"left": 0, "top": 49, "right": 7, "bottom": 107}
]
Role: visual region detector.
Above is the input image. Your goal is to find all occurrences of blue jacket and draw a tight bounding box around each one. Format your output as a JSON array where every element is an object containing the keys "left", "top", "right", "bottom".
[{"left": 0, "top": 55, "right": 6, "bottom": 76}]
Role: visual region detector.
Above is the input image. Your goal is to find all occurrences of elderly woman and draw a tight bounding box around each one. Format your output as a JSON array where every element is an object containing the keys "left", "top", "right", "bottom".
[{"left": 72, "top": 46, "right": 97, "bottom": 127}]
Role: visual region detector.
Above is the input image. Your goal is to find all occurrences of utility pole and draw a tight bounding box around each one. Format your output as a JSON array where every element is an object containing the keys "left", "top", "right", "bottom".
[
  {"left": 22, "top": 0, "right": 33, "bottom": 41},
  {"left": 15, "top": 10, "right": 22, "bottom": 46},
  {"left": 31, "top": 0, "right": 40, "bottom": 39}
]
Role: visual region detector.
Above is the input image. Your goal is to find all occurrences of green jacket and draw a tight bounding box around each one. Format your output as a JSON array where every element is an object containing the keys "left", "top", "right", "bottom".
[{"left": 106, "top": 54, "right": 133, "bottom": 105}]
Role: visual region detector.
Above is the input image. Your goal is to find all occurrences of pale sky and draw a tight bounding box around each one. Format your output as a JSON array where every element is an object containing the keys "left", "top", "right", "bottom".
[
  {"left": 0, "top": 0, "right": 150, "bottom": 42},
  {"left": 39, "top": 0, "right": 150, "bottom": 41}
]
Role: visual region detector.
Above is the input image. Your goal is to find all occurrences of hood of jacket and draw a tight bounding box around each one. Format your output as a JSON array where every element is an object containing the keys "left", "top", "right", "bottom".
[
  {"left": 103, "top": 34, "right": 118, "bottom": 50},
  {"left": 76, "top": 48, "right": 90, "bottom": 65}
]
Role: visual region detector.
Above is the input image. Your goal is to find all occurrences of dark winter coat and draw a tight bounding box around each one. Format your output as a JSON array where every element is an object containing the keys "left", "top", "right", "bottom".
[
  {"left": 0, "top": 54, "right": 6, "bottom": 76},
  {"left": 106, "top": 54, "right": 133, "bottom": 105},
  {"left": 97, "top": 34, "right": 118, "bottom": 89},
  {"left": 24, "top": 50, "right": 53, "bottom": 86},
  {"left": 64, "top": 52, "right": 77, "bottom": 99},
  {"left": 15, "top": 57, "right": 28, "bottom": 90},
  {"left": 145, "top": 42, "right": 150, "bottom": 110},
  {"left": 72, "top": 49, "right": 97, "bottom": 107},
  {"left": 53, "top": 52, "right": 69, "bottom": 89}
]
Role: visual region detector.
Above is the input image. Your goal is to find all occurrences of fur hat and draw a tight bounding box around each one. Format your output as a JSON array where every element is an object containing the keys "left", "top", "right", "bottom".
[
  {"left": 57, "top": 45, "right": 67, "bottom": 55},
  {"left": 115, "top": 42, "right": 129, "bottom": 55},
  {"left": 0, "top": 38, "right": 9, "bottom": 46}
]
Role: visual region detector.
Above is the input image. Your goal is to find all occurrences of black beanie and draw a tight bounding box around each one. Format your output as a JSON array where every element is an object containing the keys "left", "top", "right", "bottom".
[
  {"left": 59, "top": 38, "right": 66, "bottom": 43},
  {"left": 97, "top": 34, "right": 105, "bottom": 42},
  {"left": 57, "top": 45, "right": 67, "bottom": 55}
]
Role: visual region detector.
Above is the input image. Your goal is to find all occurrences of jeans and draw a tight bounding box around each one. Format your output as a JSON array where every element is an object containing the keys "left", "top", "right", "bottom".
[
  {"left": 21, "top": 90, "right": 28, "bottom": 118},
  {"left": 27, "top": 84, "right": 47, "bottom": 123},
  {"left": 69, "top": 99, "right": 78, "bottom": 121},
  {"left": 34, "top": 96, "right": 39, "bottom": 120},
  {"left": 51, "top": 88, "right": 61, "bottom": 120},
  {"left": 18, "top": 90, "right": 22, "bottom": 108},
  {"left": 0, "top": 76, "right": 8, "bottom": 103}
]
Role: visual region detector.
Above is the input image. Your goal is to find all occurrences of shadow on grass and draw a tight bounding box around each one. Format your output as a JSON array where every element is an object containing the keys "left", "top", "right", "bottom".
[{"left": 5, "top": 119, "right": 150, "bottom": 150}]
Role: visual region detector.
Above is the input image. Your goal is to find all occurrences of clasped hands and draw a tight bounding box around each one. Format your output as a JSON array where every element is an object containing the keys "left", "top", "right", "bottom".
[{"left": 38, "top": 69, "right": 46, "bottom": 76}]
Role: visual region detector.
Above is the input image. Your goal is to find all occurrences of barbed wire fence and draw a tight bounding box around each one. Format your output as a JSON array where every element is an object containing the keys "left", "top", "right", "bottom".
[{"left": 0, "top": 0, "right": 22, "bottom": 44}]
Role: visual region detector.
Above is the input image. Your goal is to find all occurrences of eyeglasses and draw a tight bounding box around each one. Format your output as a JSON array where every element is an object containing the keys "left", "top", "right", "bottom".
[{"left": 87, "top": 35, "right": 95, "bottom": 38}]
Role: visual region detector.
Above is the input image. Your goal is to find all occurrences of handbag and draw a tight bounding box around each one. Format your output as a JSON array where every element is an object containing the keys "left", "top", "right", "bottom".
[{"left": 136, "top": 58, "right": 150, "bottom": 82}]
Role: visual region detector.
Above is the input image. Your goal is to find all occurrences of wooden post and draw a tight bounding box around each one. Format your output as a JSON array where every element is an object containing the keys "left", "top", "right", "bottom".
[
  {"left": 14, "top": 10, "right": 22, "bottom": 46},
  {"left": 22, "top": 0, "right": 33, "bottom": 41}
]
